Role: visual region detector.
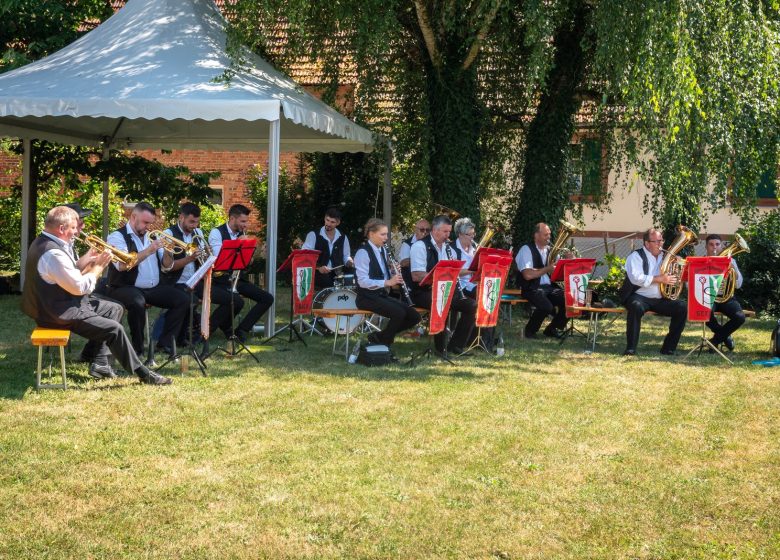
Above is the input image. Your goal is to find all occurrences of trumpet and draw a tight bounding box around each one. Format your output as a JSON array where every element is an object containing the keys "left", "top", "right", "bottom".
[
  {"left": 149, "top": 230, "right": 200, "bottom": 257},
  {"left": 78, "top": 233, "right": 138, "bottom": 269}
]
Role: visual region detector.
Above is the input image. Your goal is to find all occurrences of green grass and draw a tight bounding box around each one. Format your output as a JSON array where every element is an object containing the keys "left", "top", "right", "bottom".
[{"left": 1, "top": 292, "right": 779, "bottom": 559}]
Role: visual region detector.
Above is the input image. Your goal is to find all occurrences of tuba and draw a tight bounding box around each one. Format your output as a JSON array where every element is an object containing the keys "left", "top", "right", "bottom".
[
  {"left": 78, "top": 233, "right": 138, "bottom": 269},
  {"left": 659, "top": 225, "right": 698, "bottom": 300},
  {"left": 432, "top": 203, "right": 461, "bottom": 221},
  {"left": 547, "top": 219, "right": 579, "bottom": 266},
  {"left": 473, "top": 227, "right": 495, "bottom": 253},
  {"left": 715, "top": 233, "right": 750, "bottom": 303}
]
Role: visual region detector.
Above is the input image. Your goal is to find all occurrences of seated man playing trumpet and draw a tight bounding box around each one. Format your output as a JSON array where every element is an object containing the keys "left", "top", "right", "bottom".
[
  {"left": 22, "top": 206, "right": 171, "bottom": 384},
  {"left": 620, "top": 227, "right": 687, "bottom": 356},
  {"left": 106, "top": 201, "right": 189, "bottom": 358}
]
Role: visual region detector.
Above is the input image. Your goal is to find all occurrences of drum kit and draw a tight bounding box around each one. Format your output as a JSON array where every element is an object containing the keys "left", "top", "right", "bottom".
[{"left": 310, "top": 274, "right": 380, "bottom": 335}]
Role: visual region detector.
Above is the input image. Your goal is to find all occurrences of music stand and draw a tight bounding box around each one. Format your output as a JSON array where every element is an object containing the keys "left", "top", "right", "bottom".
[
  {"left": 551, "top": 258, "right": 596, "bottom": 344},
  {"left": 203, "top": 238, "right": 259, "bottom": 363},
  {"left": 172, "top": 255, "right": 217, "bottom": 375},
  {"left": 406, "top": 259, "right": 464, "bottom": 366},
  {"left": 461, "top": 254, "right": 512, "bottom": 355},
  {"left": 684, "top": 256, "right": 733, "bottom": 364},
  {"left": 264, "top": 249, "right": 321, "bottom": 346}
]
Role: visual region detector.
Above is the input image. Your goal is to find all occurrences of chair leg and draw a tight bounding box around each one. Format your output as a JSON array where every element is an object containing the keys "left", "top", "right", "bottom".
[
  {"left": 59, "top": 345, "right": 67, "bottom": 389},
  {"left": 36, "top": 346, "right": 43, "bottom": 391}
]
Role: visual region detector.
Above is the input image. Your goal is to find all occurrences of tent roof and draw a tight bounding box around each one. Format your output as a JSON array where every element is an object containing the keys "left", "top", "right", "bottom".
[{"left": 0, "top": 0, "right": 374, "bottom": 152}]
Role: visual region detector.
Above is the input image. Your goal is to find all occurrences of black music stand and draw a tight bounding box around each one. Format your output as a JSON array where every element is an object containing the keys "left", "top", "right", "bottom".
[
  {"left": 460, "top": 254, "right": 512, "bottom": 356},
  {"left": 550, "top": 258, "right": 594, "bottom": 345},
  {"left": 406, "top": 260, "right": 464, "bottom": 366},
  {"left": 203, "top": 238, "right": 259, "bottom": 363},
  {"left": 264, "top": 249, "right": 320, "bottom": 347}
]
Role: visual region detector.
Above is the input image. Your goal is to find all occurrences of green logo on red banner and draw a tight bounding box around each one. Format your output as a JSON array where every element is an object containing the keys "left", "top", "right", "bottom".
[
  {"left": 436, "top": 280, "right": 453, "bottom": 316},
  {"left": 568, "top": 273, "right": 590, "bottom": 306},
  {"left": 296, "top": 266, "right": 313, "bottom": 301},
  {"left": 694, "top": 273, "right": 724, "bottom": 309},
  {"left": 481, "top": 276, "right": 501, "bottom": 313}
]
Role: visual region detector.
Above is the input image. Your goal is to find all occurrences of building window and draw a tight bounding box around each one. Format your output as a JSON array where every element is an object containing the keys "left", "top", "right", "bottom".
[
  {"left": 568, "top": 137, "right": 605, "bottom": 202},
  {"left": 755, "top": 169, "right": 778, "bottom": 207},
  {"left": 209, "top": 186, "right": 224, "bottom": 206}
]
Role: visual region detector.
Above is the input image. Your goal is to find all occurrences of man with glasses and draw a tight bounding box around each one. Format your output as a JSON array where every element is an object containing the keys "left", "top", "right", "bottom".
[
  {"left": 619, "top": 227, "right": 687, "bottom": 356},
  {"left": 397, "top": 219, "right": 431, "bottom": 288}
]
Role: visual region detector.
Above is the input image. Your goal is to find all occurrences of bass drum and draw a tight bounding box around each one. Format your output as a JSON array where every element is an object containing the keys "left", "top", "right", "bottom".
[{"left": 313, "top": 288, "right": 362, "bottom": 333}]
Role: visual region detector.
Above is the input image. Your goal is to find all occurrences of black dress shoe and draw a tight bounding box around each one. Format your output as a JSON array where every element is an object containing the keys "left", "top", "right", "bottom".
[
  {"left": 660, "top": 349, "right": 676, "bottom": 356},
  {"left": 135, "top": 366, "right": 173, "bottom": 386},
  {"left": 622, "top": 349, "right": 636, "bottom": 357},
  {"left": 543, "top": 328, "right": 564, "bottom": 339},
  {"left": 724, "top": 336, "right": 735, "bottom": 352},
  {"left": 88, "top": 362, "right": 117, "bottom": 379},
  {"left": 524, "top": 331, "right": 539, "bottom": 339}
]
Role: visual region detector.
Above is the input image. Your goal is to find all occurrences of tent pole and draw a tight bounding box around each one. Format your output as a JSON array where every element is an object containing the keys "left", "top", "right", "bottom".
[
  {"left": 383, "top": 142, "right": 393, "bottom": 231},
  {"left": 20, "top": 138, "right": 34, "bottom": 290},
  {"left": 264, "top": 119, "right": 281, "bottom": 337},
  {"left": 101, "top": 145, "right": 110, "bottom": 238}
]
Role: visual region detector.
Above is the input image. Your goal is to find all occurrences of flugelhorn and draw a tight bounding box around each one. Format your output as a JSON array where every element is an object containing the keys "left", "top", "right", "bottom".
[
  {"left": 659, "top": 225, "right": 697, "bottom": 300},
  {"left": 149, "top": 230, "right": 200, "bottom": 256},
  {"left": 715, "top": 233, "right": 750, "bottom": 303},
  {"left": 547, "top": 219, "right": 579, "bottom": 266},
  {"left": 78, "top": 233, "right": 138, "bottom": 269}
]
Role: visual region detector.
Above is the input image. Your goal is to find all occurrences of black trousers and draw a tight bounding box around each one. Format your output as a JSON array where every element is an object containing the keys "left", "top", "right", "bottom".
[
  {"left": 42, "top": 296, "right": 142, "bottom": 375},
  {"left": 412, "top": 289, "right": 476, "bottom": 352},
  {"left": 356, "top": 290, "right": 421, "bottom": 347},
  {"left": 522, "top": 284, "right": 567, "bottom": 335},
  {"left": 706, "top": 298, "right": 745, "bottom": 345},
  {"left": 210, "top": 279, "right": 274, "bottom": 335},
  {"left": 625, "top": 293, "right": 687, "bottom": 353},
  {"left": 107, "top": 284, "right": 189, "bottom": 354}
]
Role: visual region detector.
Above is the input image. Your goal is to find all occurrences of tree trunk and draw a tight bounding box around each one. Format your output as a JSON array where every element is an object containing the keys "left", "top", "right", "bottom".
[
  {"left": 426, "top": 63, "right": 483, "bottom": 223},
  {"left": 513, "top": 3, "right": 589, "bottom": 249}
]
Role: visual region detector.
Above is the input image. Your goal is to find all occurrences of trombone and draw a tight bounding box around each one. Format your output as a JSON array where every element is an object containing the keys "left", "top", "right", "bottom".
[{"left": 77, "top": 233, "right": 138, "bottom": 269}]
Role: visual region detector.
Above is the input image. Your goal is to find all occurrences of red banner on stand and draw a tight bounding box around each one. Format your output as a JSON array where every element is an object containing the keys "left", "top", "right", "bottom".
[
  {"left": 283, "top": 249, "right": 320, "bottom": 315},
  {"left": 474, "top": 256, "right": 512, "bottom": 327},
  {"left": 686, "top": 256, "right": 731, "bottom": 322},
  {"left": 555, "top": 258, "right": 597, "bottom": 317},
  {"left": 422, "top": 261, "right": 464, "bottom": 335}
]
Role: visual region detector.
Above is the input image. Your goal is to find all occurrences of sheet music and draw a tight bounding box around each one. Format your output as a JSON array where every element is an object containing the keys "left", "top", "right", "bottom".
[{"left": 185, "top": 255, "right": 217, "bottom": 289}]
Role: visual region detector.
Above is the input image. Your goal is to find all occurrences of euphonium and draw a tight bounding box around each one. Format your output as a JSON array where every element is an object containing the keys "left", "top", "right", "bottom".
[
  {"left": 659, "top": 225, "right": 698, "bottom": 300},
  {"left": 432, "top": 203, "right": 461, "bottom": 221},
  {"left": 547, "top": 219, "right": 578, "bottom": 266},
  {"left": 149, "top": 230, "right": 200, "bottom": 256},
  {"left": 77, "top": 233, "right": 138, "bottom": 269},
  {"left": 715, "top": 233, "right": 750, "bottom": 303},
  {"left": 473, "top": 227, "right": 495, "bottom": 253}
]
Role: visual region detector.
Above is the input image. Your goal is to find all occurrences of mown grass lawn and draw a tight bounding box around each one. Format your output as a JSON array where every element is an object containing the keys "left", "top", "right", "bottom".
[{"left": 1, "top": 291, "right": 779, "bottom": 559}]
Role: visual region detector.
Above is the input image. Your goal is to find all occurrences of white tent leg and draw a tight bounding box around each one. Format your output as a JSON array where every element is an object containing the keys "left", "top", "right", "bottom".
[
  {"left": 20, "top": 138, "right": 32, "bottom": 290},
  {"left": 264, "top": 119, "right": 280, "bottom": 337},
  {"left": 102, "top": 145, "right": 110, "bottom": 238}
]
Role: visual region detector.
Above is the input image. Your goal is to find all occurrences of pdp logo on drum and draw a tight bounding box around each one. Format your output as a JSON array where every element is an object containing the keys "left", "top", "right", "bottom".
[{"left": 337, "top": 294, "right": 351, "bottom": 302}]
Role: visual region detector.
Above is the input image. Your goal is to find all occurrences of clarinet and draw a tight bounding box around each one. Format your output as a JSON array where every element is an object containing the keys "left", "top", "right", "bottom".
[
  {"left": 383, "top": 241, "right": 414, "bottom": 306},
  {"left": 444, "top": 241, "right": 466, "bottom": 300}
]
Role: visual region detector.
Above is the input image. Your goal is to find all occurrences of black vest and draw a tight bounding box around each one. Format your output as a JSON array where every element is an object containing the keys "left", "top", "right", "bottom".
[
  {"left": 410, "top": 235, "right": 442, "bottom": 294},
  {"left": 313, "top": 230, "right": 346, "bottom": 268},
  {"left": 214, "top": 223, "right": 249, "bottom": 283},
  {"left": 356, "top": 242, "right": 389, "bottom": 297},
  {"left": 159, "top": 224, "right": 188, "bottom": 286},
  {"left": 517, "top": 243, "right": 546, "bottom": 293},
  {"left": 618, "top": 248, "right": 650, "bottom": 304},
  {"left": 21, "top": 235, "right": 83, "bottom": 326},
  {"left": 106, "top": 227, "right": 140, "bottom": 288}
]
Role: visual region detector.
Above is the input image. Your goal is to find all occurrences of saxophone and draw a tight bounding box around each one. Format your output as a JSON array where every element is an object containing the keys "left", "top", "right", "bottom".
[{"left": 659, "top": 225, "right": 698, "bottom": 300}]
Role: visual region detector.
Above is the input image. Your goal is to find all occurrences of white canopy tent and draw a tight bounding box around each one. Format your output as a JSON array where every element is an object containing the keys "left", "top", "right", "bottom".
[{"left": 0, "top": 0, "right": 378, "bottom": 336}]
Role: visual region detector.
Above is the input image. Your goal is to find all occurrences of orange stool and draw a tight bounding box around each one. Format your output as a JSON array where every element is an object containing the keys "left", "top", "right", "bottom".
[{"left": 31, "top": 328, "right": 71, "bottom": 390}]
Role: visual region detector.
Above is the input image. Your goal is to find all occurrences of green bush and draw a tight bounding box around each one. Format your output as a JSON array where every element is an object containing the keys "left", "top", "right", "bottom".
[
  {"left": 737, "top": 210, "right": 780, "bottom": 315},
  {"left": 594, "top": 252, "right": 626, "bottom": 302}
]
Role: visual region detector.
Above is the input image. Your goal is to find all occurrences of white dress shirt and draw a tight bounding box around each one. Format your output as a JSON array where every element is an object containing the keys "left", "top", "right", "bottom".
[
  {"left": 355, "top": 243, "right": 390, "bottom": 290},
  {"left": 410, "top": 238, "right": 450, "bottom": 273},
  {"left": 302, "top": 227, "right": 351, "bottom": 268},
  {"left": 398, "top": 234, "right": 424, "bottom": 262},
  {"left": 208, "top": 223, "right": 242, "bottom": 258},
  {"left": 158, "top": 227, "right": 203, "bottom": 284},
  {"left": 730, "top": 260, "right": 744, "bottom": 289},
  {"left": 625, "top": 246, "right": 664, "bottom": 298},
  {"left": 38, "top": 232, "right": 97, "bottom": 295},
  {"left": 515, "top": 244, "right": 551, "bottom": 285},
  {"left": 107, "top": 224, "right": 159, "bottom": 289},
  {"left": 456, "top": 238, "right": 476, "bottom": 292}
]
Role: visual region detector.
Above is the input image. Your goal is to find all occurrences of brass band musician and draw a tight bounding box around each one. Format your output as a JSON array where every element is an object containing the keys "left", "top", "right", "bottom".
[
  {"left": 620, "top": 228, "right": 687, "bottom": 356},
  {"left": 704, "top": 234, "right": 746, "bottom": 351},
  {"left": 302, "top": 206, "right": 354, "bottom": 290}
]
